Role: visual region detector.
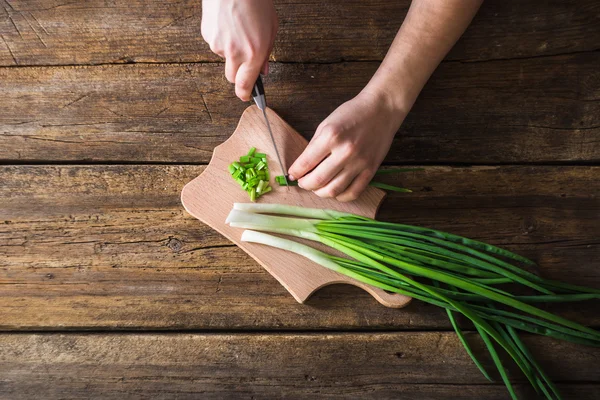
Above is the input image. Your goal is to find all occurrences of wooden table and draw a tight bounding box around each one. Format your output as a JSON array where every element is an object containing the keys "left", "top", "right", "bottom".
[{"left": 1, "top": 1, "right": 598, "bottom": 398}]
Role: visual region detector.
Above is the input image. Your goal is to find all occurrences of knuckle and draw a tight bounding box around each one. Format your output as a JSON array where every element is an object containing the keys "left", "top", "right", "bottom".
[
  {"left": 338, "top": 143, "right": 357, "bottom": 160},
  {"left": 297, "top": 158, "right": 312, "bottom": 171},
  {"left": 364, "top": 166, "right": 378, "bottom": 178},
  {"left": 224, "top": 42, "right": 238, "bottom": 57},
  {"left": 321, "top": 124, "right": 339, "bottom": 139},
  {"left": 311, "top": 174, "right": 328, "bottom": 188},
  {"left": 210, "top": 44, "right": 223, "bottom": 56},
  {"left": 246, "top": 46, "right": 258, "bottom": 60},
  {"left": 237, "top": 77, "right": 251, "bottom": 90}
]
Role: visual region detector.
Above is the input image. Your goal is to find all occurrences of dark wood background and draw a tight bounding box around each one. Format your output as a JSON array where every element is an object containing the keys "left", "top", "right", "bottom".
[{"left": 1, "top": 1, "right": 598, "bottom": 398}]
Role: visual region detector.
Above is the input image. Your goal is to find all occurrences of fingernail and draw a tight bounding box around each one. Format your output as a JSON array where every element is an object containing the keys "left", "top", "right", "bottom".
[{"left": 288, "top": 175, "right": 295, "bottom": 181}]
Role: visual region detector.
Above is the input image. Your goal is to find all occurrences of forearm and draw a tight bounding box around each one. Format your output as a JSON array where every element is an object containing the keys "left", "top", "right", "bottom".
[{"left": 366, "top": 0, "right": 482, "bottom": 116}]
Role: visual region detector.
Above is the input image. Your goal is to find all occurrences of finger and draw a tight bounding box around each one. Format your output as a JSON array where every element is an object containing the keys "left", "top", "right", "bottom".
[
  {"left": 235, "top": 61, "right": 263, "bottom": 101},
  {"left": 297, "top": 154, "right": 344, "bottom": 191},
  {"left": 225, "top": 57, "right": 241, "bottom": 84},
  {"left": 262, "top": 38, "right": 275, "bottom": 75},
  {"left": 287, "top": 134, "right": 331, "bottom": 181},
  {"left": 312, "top": 168, "right": 356, "bottom": 199},
  {"left": 336, "top": 169, "right": 373, "bottom": 202}
]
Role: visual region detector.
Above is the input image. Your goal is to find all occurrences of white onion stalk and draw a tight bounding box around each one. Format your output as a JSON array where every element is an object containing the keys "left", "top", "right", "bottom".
[
  {"left": 241, "top": 230, "right": 409, "bottom": 296},
  {"left": 233, "top": 202, "right": 355, "bottom": 220},
  {"left": 241, "top": 230, "right": 341, "bottom": 272}
]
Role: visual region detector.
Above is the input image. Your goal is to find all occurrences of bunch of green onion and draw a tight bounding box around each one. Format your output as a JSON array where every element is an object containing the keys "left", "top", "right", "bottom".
[
  {"left": 228, "top": 147, "right": 272, "bottom": 201},
  {"left": 226, "top": 203, "right": 600, "bottom": 400}
]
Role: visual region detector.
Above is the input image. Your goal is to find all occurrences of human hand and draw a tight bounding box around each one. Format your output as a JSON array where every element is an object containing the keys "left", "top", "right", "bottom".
[
  {"left": 201, "top": 0, "right": 278, "bottom": 101},
  {"left": 288, "top": 90, "right": 406, "bottom": 202}
]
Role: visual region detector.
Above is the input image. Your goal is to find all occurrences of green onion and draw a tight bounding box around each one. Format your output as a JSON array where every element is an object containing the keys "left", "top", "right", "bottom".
[
  {"left": 369, "top": 181, "right": 412, "bottom": 193},
  {"left": 228, "top": 203, "right": 600, "bottom": 400},
  {"left": 228, "top": 148, "right": 274, "bottom": 201},
  {"left": 274, "top": 166, "right": 417, "bottom": 193}
]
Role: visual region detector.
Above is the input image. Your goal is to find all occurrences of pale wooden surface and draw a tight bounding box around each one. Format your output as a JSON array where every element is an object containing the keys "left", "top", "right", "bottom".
[{"left": 181, "top": 106, "right": 410, "bottom": 308}]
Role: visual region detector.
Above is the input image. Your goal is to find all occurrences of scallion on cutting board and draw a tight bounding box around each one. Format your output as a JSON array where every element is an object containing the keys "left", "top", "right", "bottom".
[
  {"left": 228, "top": 148, "right": 272, "bottom": 201},
  {"left": 227, "top": 203, "right": 600, "bottom": 400}
]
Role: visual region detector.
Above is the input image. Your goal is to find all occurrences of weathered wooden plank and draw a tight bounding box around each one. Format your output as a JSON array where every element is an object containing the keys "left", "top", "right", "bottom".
[
  {"left": 1, "top": 53, "right": 599, "bottom": 163},
  {"left": 0, "top": 0, "right": 598, "bottom": 66},
  {"left": 0, "top": 165, "right": 597, "bottom": 330},
  {"left": 0, "top": 333, "right": 598, "bottom": 399}
]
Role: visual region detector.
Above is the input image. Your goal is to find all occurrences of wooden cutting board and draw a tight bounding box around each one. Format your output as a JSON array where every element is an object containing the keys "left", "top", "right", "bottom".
[{"left": 181, "top": 105, "right": 411, "bottom": 308}]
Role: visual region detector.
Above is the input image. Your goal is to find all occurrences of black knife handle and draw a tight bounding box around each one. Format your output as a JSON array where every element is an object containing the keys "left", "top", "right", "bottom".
[
  {"left": 251, "top": 75, "right": 265, "bottom": 98},
  {"left": 251, "top": 75, "right": 267, "bottom": 110}
]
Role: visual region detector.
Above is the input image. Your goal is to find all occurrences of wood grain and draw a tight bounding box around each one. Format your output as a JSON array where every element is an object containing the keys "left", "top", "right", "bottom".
[
  {"left": 0, "top": 1, "right": 598, "bottom": 66},
  {"left": 1, "top": 165, "right": 597, "bottom": 330},
  {"left": 181, "top": 106, "right": 409, "bottom": 308},
  {"left": 0, "top": 333, "right": 598, "bottom": 399},
  {"left": 1, "top": 52, "right": 599, "bottom": 163}
]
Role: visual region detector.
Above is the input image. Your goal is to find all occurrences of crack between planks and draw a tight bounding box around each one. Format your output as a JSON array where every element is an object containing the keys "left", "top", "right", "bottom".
[
  {"left": 0, "top": 48, "right": 598, "bottom": 69},
  {"left": 2, "top": 160, "right": 598, "bottom": 167}
]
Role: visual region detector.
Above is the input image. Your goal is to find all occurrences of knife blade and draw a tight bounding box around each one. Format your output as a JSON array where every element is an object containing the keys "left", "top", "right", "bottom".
[{"left": 251, "top": 75, "right": 289, "bottom": 188}]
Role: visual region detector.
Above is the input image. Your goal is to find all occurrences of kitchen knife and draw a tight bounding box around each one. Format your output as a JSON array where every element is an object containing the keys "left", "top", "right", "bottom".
[{"left": 251, "top": 75, "right": 289, "bottom": 188}]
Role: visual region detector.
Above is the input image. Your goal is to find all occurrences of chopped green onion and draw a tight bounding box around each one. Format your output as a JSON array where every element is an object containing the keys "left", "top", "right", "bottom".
[
  {"left": 256, "top": 180, "right": 265, "bottom": 194},
  {"left": 229, "top": 147, "right": 274, "bottom": 201},
  {"left": 275, "top": 175, "right": 297, "bottom": 186}
]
